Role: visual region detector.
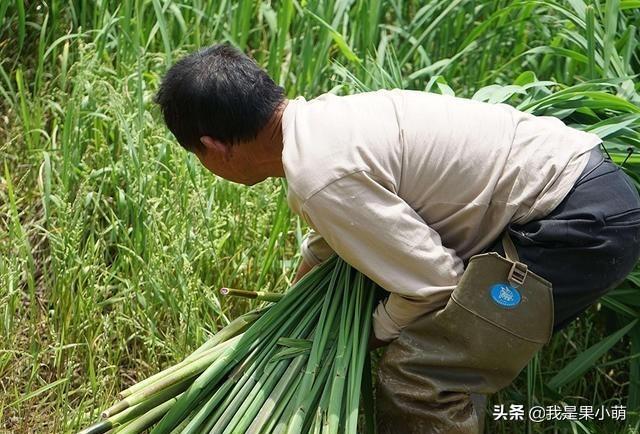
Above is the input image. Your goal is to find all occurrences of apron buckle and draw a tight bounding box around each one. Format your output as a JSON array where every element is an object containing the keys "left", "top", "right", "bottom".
[{"left": 508, "top": 261, "right": 528, "bottom": 287}]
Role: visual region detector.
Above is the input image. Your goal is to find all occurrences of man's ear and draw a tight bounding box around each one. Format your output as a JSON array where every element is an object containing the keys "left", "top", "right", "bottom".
[{"left": 200, "top": 136, "right": 232, "bottom": 161}]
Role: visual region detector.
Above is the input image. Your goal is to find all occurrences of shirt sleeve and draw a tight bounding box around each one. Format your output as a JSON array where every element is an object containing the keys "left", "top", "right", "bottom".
[
  {"left": 301, "top": 229, "right": 335, "bottom": 267},
  {"left": 300, "top": 170, "right": 465, "bottom": 342}
]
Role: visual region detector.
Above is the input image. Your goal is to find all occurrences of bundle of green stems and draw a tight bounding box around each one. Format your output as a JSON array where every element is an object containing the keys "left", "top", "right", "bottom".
[{"left": 77, "top": 256, "right": 376, "bottom": 434}]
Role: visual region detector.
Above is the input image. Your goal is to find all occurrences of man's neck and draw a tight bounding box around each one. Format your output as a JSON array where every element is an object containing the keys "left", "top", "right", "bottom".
[{"left": 253, "top": 99, "right": 289, "bottom": 178}]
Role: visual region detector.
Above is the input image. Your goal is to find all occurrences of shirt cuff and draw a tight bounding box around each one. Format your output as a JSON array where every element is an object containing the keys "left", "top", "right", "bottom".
[{"left": 372, "top": 300, "right": 402, "bottom": 342}]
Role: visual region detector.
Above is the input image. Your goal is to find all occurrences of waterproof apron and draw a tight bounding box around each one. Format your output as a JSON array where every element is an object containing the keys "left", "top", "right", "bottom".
[{"left": 376, "top": 231, "right": 554, "bottom": 434}]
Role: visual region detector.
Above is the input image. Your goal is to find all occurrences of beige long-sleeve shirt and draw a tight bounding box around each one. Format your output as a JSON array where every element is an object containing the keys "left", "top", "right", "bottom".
[{"left": 281, "top": 89, "right": 602, "bottom": 342}]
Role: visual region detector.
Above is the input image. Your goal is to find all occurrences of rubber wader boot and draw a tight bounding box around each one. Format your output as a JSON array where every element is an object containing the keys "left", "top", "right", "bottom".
[{"left": 376, "top": 232, "right": 554, "bottom": 434}]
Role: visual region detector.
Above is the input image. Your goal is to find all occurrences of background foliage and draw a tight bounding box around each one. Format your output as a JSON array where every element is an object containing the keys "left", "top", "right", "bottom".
[{"left": 1, "top": 0, "right": 640, "bottom": 432}]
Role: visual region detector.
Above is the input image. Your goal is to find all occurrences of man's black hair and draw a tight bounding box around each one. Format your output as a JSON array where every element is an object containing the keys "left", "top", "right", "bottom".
[{"left": 155, "top": 43, "right": 285, "bottom": 152}]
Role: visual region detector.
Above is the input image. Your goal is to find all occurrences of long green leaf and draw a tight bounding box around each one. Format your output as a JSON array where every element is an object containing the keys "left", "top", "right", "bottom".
[{"left": 547, "top": 320, "right": 638, "bottom": 390}]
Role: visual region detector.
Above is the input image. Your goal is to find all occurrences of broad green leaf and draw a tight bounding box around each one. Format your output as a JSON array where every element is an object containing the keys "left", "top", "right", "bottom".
[
  {"left": 621, "top": 0, "right": 640, "bottom": 8},
  {"left": 547, "top": 320, "right": 638, "bottom": 390}
]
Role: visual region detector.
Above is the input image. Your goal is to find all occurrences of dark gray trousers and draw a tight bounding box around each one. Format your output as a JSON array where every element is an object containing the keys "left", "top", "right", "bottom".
[{"left": 482, "top": 145, "right": 640, "bottom": 332}]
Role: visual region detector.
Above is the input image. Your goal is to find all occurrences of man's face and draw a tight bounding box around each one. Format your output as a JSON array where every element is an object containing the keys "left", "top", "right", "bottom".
[{"left": 193, "top": 138, "right": 265, "bottom": 186}]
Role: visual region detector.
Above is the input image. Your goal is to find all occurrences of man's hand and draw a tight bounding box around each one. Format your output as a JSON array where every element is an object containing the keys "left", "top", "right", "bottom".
[
  {"left": 369, "top": 332, "right": 389, "bottom": 351},
  {"left": 293, "top": 258, "right": 314, "bottom": 283}
]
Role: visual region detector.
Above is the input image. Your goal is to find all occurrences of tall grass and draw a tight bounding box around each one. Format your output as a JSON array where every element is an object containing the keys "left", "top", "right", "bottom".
[{"left": 1, "top": 1, "right": 639, "bottom": 433}]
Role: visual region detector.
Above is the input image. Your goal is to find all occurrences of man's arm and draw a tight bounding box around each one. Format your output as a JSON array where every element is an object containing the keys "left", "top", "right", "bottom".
[
  {"left": 293, "top": 229, "right": 335, "bottom": 283},
  {"left": 300, "top": 170, "right": 465, "bottom": 343},
  {"left": 293, "top": 258, "right": 314, "bottom": 283},
  {"left": 292, "top": 242, "right": 391, "bottom": 350},
  {"left": 293, "top": 229, "right": 388, "bottom": 349}
]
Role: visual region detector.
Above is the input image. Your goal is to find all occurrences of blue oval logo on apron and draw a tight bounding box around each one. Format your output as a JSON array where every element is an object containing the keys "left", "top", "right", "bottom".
[{"left": 490, "top": 284, "right": 521, "bottom": 308}]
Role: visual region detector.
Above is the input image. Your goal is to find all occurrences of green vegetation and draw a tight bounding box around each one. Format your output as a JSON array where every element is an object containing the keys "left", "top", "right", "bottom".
[
  {"left": 78, "top": 256, "right": 375, "bottom": 434},
  {"left": 1, "top": 1, "right": 640, "bottom": 433}
]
